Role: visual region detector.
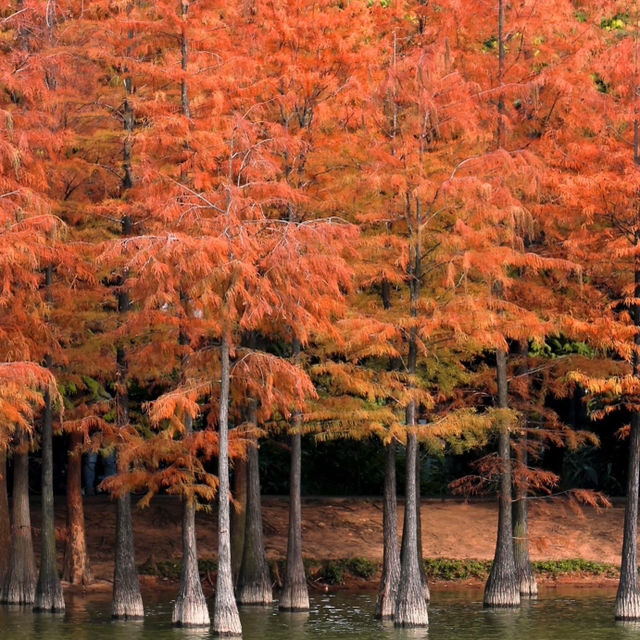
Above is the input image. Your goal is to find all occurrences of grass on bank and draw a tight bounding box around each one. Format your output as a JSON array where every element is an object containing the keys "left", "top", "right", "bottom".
[{"left": 138, "top": 556, "right": 618, "bottom": 585}]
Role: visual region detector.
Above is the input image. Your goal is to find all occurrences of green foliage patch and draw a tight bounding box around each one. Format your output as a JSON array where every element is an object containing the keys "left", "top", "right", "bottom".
[{"left": 532, "top": 559, "right": 617, "bottom": 577}]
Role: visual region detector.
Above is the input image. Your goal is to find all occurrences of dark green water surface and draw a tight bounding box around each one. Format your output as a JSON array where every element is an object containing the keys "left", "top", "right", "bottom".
[{"left": 1, "top": 588, "right": 638, "bottom": 640}]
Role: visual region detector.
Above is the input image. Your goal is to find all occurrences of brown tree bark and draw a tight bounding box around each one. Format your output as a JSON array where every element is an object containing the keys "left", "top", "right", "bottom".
[
  {"left": 231, "top": 456, "right": 247, "bottom": 585},
  {"left": 34, "top": 372, "right": 65, "bottom": 612},
  {"left": 111, "top": 342, "right": 143, "bottom": 619},
  {"left": 63, "top": 432, "right": 92, "bottom": 585},
  {"left": 512, "top": 441, "right": 537, "bottom": 597},
  {"left": 2, "top": 435, "right": 36, "bottom": 604},
  {"left": 484, "top": 347, "right": 520, "bottom": 608},
  {"left": 236, "top": 407, "right": 272, "bottom": 605},
  {"left": 0, "top": 451, "right": 10, "bottom": 579},
  {"left": 616, "top": 265, "right": 640, "bottom": 619},
  {"left": 280, "top": 340, "right": 310, "bottom": 612},
  {"left": 375, "top": 441, "right": 400, "bottom": 619}
]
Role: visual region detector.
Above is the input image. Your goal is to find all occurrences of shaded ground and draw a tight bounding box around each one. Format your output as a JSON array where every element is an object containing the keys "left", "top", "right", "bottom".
[{"left": 34, "top": 495, "right": 625, "bottom": 593}]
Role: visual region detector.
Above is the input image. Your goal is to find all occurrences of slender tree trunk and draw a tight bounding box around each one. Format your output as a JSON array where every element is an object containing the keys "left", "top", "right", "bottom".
[
  {"left": 616, "top": 264, "right": 640, "bottom": 619},
  {"left": 173, "top": 415, "right": 209, "bottom": 627},
  {"left": 112, "top": 345, "right": 143, "bottom": 619},
  {"left": 34, "top": 378, "right": 65, "bottom": 612},
  {"left": 512, "top": 441, "right": 537, "bottom": 597},
  {"left": 375, "top": 441, "right": 400, "bottom": 619},
  {"left": 112, "top": 492, "right": 143, "bottom": 618},
  {"left": 213, "top": 333, "right": 242, "bottom": 636},
  {"left": 280, "top": 340, "right": 309, "bottom": 612},
  {"left": 2, "top": 436, "right": 36, "bottom": 604},
  {"left": 415, "top": 446, "right": 429, "bottom": 603},
  {"left": 617, "top": 412, "right": 640, "bottom": 619},
  {"left": 279, "top": 431, "right": 309, "bottom": 611},
  {"left": 484, "top": 348, "right": 519, "bottom": 608},
  {"left": 236, "top": 403, "right": 272, "bottom": 605},
  {"left": 394, "top": 430, "right": 428, "bottom": 627},
  {"left": 0, "top": 451, "right": 10, "bottom": 579},
  {"left": 231, "top": 457, "right": 247, "bottom": 585},
  {"left": 63, "top": 432, "right": 92, "bottom": 585},
  {"left": 395, "top": 196, "right": 428, "bottom": 627}
]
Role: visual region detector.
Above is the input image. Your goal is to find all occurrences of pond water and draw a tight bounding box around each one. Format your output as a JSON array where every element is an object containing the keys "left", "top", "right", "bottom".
[{"left": 1, "top": 588, "right": 638, "bottom": 640}]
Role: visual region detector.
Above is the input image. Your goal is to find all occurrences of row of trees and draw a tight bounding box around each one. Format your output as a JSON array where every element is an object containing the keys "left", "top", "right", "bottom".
[{"left": 3, "top": 0, "right": 640, "bottom": 633}]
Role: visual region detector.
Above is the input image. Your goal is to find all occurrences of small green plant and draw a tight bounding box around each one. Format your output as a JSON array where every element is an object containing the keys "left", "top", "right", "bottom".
[{"left": 347, "top": 557, "right": 377, "bottom": 580}]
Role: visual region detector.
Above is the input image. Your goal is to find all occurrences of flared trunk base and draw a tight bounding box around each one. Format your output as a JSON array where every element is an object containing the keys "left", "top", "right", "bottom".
[
  {"left": 519, "top": 573, "right": 538, "bottom": 598},
  {"left": 213, "top": 601, "right": 242, "bottom": 636},
  {"left": 173, "top": 593, "right": 210, "bottom": 627},
  {"left": 483, "top": 580, "right": 520, "bottom": 608},
  {"left": 236, "top": 580, "right": 273, "bottom": 606},
  {"left": 2, "top": 576, "right": 36, "bottom": 605},
  {"left": 112, "top": 590, "right": 144, "bottom": 619},
  {"left": 394, "top": 576, "right": 428, "bottom": 628},
  {"left": 375, "top": 582, "right": 397, "bottom": 620},
  {"left": 34, "top": 577, "right": 65, "bottom": 612},
  {"left": 616, "top": 586, "right": 640, "bottom": 620},
  {"left": 279, "top": 581, "right": 309, "bottom": 612}
]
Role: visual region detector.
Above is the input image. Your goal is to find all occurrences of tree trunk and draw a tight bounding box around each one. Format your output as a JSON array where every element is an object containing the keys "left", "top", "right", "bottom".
[
  {"left": 484, "top": 347, "right": 520, "bottom": 608},
  {"left": 617, "top": 412, "right": 640, "bottom": 618},
  {"left": 394, "top": 430, "right": 428, "bottom": 627},
  {"left": 2, "top": 437, "right": 36, "bottom": 604},
  {"left": 231, "top": 456, "right": 247, "bottom": 585},
  {"left": 34, "top": 384, "right": 65, "bottom": 612},
  {"left": 236, "top": 422, "right": 272, "bottom": 605},
  {"left": 415, "top": 446, "right": 429, "bottom": 603},
  {"left": 395, "top": 202, "right": 428, "bottom": 627},
  {"left": 279, "top": 431, "right": 309, "bottom": 611},
  {"left": 63, "top": 432, "right": 92, "bottom": 585},
  {"left": 616, "top": 264, "right": 640, "bottom": 619},
  {"left": 112, "top": 345, "right": 143, "bottom": 619},
  {"left": 0, "top": 451, "right": 10, "bottom": 579},
  {"left": 280, "top": 338, "right": 309, "bottom": 612},
  {"left": 213, "top": 333, "right": 242, "bottom": 636},
  {"left": 375, "top": 441, "right": 400, "bottom": 619},
  {"left": 512, "top": 441, "right": 537, "bottom": 597},
  {"left": 173, "top": 415, "right": 209, "bottom": 627},
  {"left": 112, "top": 492, "right": 143, "bottom": 618}
]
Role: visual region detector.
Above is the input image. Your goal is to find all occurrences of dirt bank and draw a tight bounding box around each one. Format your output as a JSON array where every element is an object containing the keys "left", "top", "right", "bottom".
[{"left": 32, "top": 495, "right": 624, "bottom": 594}]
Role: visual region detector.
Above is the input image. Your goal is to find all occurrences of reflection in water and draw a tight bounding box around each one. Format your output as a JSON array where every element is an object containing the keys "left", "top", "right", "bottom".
[{"left": 0, "top": 588, "right": 634, "bottom": 640}]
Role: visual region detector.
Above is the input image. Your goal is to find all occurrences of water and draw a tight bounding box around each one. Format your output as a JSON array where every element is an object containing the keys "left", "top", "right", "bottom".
[{"left": 1, "top": 588, "right": 638, "bottom": 640}]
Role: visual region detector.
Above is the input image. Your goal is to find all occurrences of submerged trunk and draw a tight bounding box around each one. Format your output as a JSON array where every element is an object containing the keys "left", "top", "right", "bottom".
[
  {"left": 236, "top": 419, "right": 272, "bottom": 605},
  {"left": 0, "top": 451, "right": 10, "bottom": 579},
  {"left": 112, "top": 345, "right": 143, "bottom": 619},
  {"left": 484, "top": 348, "right": 519, "bottom": 608},
  {"left": 616, "top": 264, "right": 640, "bottom": 619},
  {"left": 2, "top": 438, "right": 36, "bottom": 604},
  {"left": 415, "top": 447, "right": 429, "bottom": 603},
  {"left": 394, "top": 430, "right": 428, "bottom": 627},
  {"left": 279, "top": 431, "right": 309, "bottom": 611},
  {"left": 617, "top": 411, "right": 640, "bottom": 619},
  {"left": 512, "top": 441, "right": 537, "bottom": 597},
  {"left": 34, "top": 385, "right": 65, "bottom": 612},
  {"left": 231, "top": 457, "right": 247, "bottom": 585},
  {"left": 63, "top": 432, "right": 92, "bottom": 585},
  {"left": 213, "top": 334, "right": 242, "bottom": 636},
  {"left": 173, "top": 415, "right": 209, "bottom": 627},
  {"left": 280, "top": 338, "right": 309, "bottom": 612},
  {"left": 112, "top": 493, "right": 143, "bottom": 618},
  {"left": 375, "top": 441, "right": 400, "bottom": 619}
]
